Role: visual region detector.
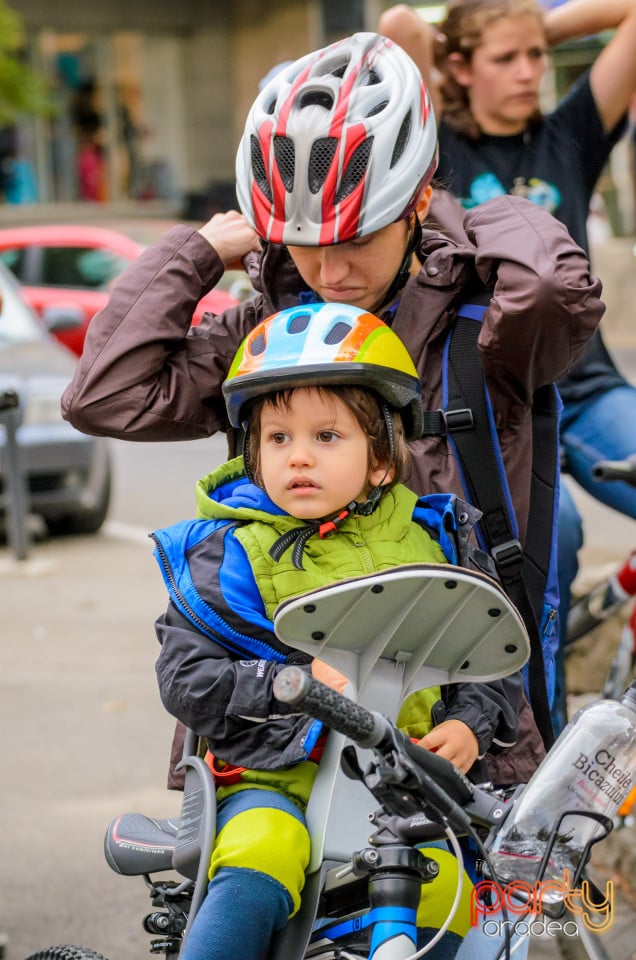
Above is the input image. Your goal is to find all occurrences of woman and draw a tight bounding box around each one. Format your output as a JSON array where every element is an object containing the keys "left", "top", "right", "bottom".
[
  {"left": 62, "top": 31, "right": 601, "bottom": 774},
  {"left": 379, "top": 0, "right": 636, "bottom": 733}
]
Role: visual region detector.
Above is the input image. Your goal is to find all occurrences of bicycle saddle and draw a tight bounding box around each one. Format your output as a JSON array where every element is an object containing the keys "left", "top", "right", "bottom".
[{"left": 104, "top": 812, "right": 179, "bottom": 876}]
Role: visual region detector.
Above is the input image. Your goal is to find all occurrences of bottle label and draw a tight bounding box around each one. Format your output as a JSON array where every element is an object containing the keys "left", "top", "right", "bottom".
[{"left": 573, "top": 749, "right": 632, "bottom": 810}]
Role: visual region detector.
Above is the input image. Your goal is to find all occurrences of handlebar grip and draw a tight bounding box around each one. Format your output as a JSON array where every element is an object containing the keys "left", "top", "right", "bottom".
[
  {"left": 592, "top": 456, "right": 636, "bottom": 486},
  {"left": 273, "top": 666, "right": 387, "bottom": 748},
  {"left": 274, "top": 667, "right": 481, "bottom": 829}
]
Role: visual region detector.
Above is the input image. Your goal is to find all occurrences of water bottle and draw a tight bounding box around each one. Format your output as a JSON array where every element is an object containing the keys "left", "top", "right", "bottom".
[{"left": 488, "top": 681, "right": 636, "bottom": 894}]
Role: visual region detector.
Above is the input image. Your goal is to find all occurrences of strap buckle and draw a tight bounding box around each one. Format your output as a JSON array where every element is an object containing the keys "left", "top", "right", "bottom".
[
  {"left": 443, "top": 408, "right": 474, "bottom": 432},
  {"left": 491, "top": 539, "right": 524, "bottom": 572}
]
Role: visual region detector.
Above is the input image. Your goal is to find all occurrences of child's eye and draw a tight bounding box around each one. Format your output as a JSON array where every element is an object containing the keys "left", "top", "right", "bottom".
[
  {"left": 317, "top": 431, "right": 338, "bottom": 443},
  {"left": 270, "top": 432, "right": 288, "bottom": 444}
]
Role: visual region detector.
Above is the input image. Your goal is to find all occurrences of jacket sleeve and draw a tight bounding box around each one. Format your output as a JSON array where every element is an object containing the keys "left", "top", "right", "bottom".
[
  {"left": 462, "top": 195, "right": 604, "bottom": 403},
  {"left": 442, "top": 672, "right": 523, "bottom": 757},
  {"left": 155, "top": 601, "right": 317, "bottom": 770},
  {"left": 61, "top": 225, "right": 262, "bottom": 441}
]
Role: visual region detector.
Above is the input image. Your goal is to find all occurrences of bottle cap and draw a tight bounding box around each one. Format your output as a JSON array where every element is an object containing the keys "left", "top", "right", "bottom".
[{"left": 621, "top": 680, "right": 636, "bottom": 707}]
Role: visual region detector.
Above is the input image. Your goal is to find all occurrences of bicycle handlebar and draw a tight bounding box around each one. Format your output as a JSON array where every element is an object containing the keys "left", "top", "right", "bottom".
[
  {"left": 274, "top": 666, "right": 476, "bottom": 812},
  {"left": 592, "top": 455, "right": 636, "bottom": 486},
  {"left": 274, "top": 665, "right": 387, "bottom": 748}
]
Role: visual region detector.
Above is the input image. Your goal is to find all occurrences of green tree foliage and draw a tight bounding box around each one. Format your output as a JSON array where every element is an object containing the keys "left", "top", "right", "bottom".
[{"left": 0, "top": 0, "right": 53, "bottom": 124}]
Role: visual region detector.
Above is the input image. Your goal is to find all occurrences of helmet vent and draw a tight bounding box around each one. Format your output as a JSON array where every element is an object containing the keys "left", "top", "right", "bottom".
[
  {"left": 250, "top": 136, "right": 273, "bottom": 203},
  {"left": 335, "top": 137, "right": 373, "bottom": 202},
  {"left": 366, "top": 68, "right": 382, "bottom": 86},
  {"left": 390, "top": 113, "right": 412, "bottom": 168},
  {"left": 287, "top": 312, "right": 311, "bottom": 334},
  {"left": 308, "top": 137, "right": 338, "bottom": 194},
  {"left": 249, "top": 332, "right": 267, "bottom": 356},
  {"left": 273, "top": 135, "right": 295, "bottom": 191},
  {"left": 366, "top": 100, "right": 388, "bottom": 118},
  {"left": 324, "top": 321, "right": 352, "bottom": 345},
  {"left": 299, "top": 90, "right": 334, "bottom": 110}
]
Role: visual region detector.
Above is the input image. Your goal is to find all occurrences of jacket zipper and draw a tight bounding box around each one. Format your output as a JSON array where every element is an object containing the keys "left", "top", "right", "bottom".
[
  {"left": 151, "top": 532, "right": 257, "bottom": 658},
  {"left": 151, "top": 533, "right": 220, "bottom": 635}
]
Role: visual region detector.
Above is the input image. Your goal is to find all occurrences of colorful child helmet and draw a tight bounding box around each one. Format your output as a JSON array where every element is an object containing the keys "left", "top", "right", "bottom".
[
  {"left": 236, "top": 32, "right": 438, "bottom": 246},
  {"left": 222, "top": 301, "right": 423, "bottom": 439}
]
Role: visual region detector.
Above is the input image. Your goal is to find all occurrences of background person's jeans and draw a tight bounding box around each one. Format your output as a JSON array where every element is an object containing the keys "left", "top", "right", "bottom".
[
  {"left": 561, "top": 385, "right": 636, "bottom": 519},
  {"left": 553, "top": 383, "right": 636, "bottom": 732}
]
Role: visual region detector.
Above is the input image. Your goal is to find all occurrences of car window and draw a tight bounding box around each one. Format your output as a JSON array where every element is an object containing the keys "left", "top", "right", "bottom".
[
  {"left": 0, "top": 269, "right": 42, "bottom": 344},
  {"left": 0, "top": 247, "right": 28, "bottom": 282},
  {"left": 39, "top": 246, "right": 130, "bottom": 289}
]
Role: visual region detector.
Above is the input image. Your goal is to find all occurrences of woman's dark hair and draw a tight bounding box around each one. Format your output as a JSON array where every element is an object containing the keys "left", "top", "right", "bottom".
[
  {"left": 436, "top": 0, "right": 545, "bottom": 139},
  {"left": 246, "top": 384, "right": 410, "bottom": 491}
]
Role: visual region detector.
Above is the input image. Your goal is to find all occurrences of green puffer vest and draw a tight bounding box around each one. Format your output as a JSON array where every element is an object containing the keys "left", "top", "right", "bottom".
[
  {"left": 195, "top": 457, "right": 447, "bottom": 621},
  {"left": 235, "top": 491, "right": 446, "bottom": 620},
  {"left": 196, "top": 458, "right": 446, "bottom": 804},
  {"left": 232, "top": 475, "right": 446, "bottom": 742}
]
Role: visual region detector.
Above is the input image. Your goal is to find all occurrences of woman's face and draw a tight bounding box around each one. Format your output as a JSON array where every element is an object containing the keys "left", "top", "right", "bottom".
[
  {"left": 451, "top": 14, "right": 548, "bottom": 135},
  {"left": 287, "top": 218, "right": 412, "bottom": 315}
]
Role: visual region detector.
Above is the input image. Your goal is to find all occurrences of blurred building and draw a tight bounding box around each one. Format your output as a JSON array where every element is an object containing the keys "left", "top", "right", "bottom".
[
  {"left": 7, "top": 0, "right": 634, "bottom": 233},
  {"left": 10, "top": 0, "right": 376, "bottom": 214}
]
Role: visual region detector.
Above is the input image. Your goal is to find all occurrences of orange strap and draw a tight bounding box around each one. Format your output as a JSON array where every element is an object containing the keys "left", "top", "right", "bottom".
[
  {"left": 205, "top": 752, "right": 247, "bottom": 785},
  {"left": 204, "top": 733, "right": 329, "bottom": 787}
]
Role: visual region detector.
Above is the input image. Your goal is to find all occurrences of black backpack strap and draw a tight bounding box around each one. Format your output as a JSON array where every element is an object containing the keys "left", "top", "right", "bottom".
[{"left": 444, "top": 301, "right": 556, "bottom": 749}]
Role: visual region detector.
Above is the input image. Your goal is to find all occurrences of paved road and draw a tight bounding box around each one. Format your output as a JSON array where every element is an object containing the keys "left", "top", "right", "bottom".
[{"left": 1, "top": 348, "right": 635, "bottom": 960}]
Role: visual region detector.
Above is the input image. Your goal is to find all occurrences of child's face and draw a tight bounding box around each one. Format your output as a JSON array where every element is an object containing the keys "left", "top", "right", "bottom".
[{"left": 258, "top": 387, "right": 388, "bottom": 519}]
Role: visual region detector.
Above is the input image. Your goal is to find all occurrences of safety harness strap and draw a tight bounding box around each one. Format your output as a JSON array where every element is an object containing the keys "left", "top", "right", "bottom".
[{"left": 429, "top": 296, "right": 557, "bottom": 749}]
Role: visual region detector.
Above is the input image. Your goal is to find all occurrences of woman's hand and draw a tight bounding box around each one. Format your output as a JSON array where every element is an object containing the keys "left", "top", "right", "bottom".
[
  {"left": 198, "top": 210, "right": 261, "bottom": 268},
  {"left": 417, "top": 719, "right": 479, "bottom": 773},
  {"left": 311, "top": 658, "right": 350, "bottom": 694}
]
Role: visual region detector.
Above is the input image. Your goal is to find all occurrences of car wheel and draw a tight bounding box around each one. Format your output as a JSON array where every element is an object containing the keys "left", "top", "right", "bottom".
[{"left": 45, "top": 462, "right": 112, "bottom": 537}]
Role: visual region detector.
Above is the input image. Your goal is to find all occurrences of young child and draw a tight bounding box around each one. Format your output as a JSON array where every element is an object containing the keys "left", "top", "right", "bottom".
[{"left": 152, "top": 301, "right": 523, "bottom": 960}]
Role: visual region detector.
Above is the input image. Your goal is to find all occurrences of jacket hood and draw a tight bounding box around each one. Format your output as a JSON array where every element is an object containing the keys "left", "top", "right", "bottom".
[{"left": 195, "top": 456, "right": 285, "bottom": 525}]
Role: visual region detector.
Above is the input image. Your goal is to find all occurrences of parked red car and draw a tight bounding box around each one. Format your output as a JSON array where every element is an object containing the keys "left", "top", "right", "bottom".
[{"left": 0, "top": 224, "right": 245, "bottom": 357}]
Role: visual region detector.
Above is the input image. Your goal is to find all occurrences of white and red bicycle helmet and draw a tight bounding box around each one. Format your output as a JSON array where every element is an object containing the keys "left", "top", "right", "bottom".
[{"left": 236, "top": 32, "right": 437, "bottom": 246}]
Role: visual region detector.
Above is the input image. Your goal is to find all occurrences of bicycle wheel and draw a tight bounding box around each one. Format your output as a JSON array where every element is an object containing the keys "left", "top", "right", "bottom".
[
  {"left": 24, "top": 947, "right": 109, "bottom": 960},
  {"left": 556, "top": 920, "right": 612, "bottom": 960},
  {"left": 554, "top": 903, "right": 636, "bottom": 960}
]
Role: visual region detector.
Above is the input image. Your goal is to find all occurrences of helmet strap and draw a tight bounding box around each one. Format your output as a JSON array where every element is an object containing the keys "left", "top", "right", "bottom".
[
  {"left": 354, "top": 400, "right": 396, "bottom": 515},
  {"left": 378, "top": 216, "right": 422, "bottom": 314},
  {"left": 241, "top": 424, "right": 257, "bottom": 483}
]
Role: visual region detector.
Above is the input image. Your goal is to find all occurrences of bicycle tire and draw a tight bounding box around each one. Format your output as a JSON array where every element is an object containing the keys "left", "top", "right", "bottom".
[
  {"left": 24, "top": 947, "right": 109, "bottom": 960},
  {"left": 556, "top": 921, "right": 612, "bottom": 960},
  {"left": 556, "top": 916, "right": 636, "bottom": 960}
]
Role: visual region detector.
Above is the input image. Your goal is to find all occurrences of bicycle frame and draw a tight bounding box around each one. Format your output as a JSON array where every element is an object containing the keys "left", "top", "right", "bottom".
[
  {"left": 566, "top": 458, "right": 636, "bottom": 702},
  {"left": 103, "top": 564, "right": 530, "bottom": 960}
]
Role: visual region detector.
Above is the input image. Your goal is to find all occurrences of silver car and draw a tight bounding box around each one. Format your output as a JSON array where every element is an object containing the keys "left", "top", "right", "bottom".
[{"left": 0, "top": 261, "right": 111, "bottom": 536}]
